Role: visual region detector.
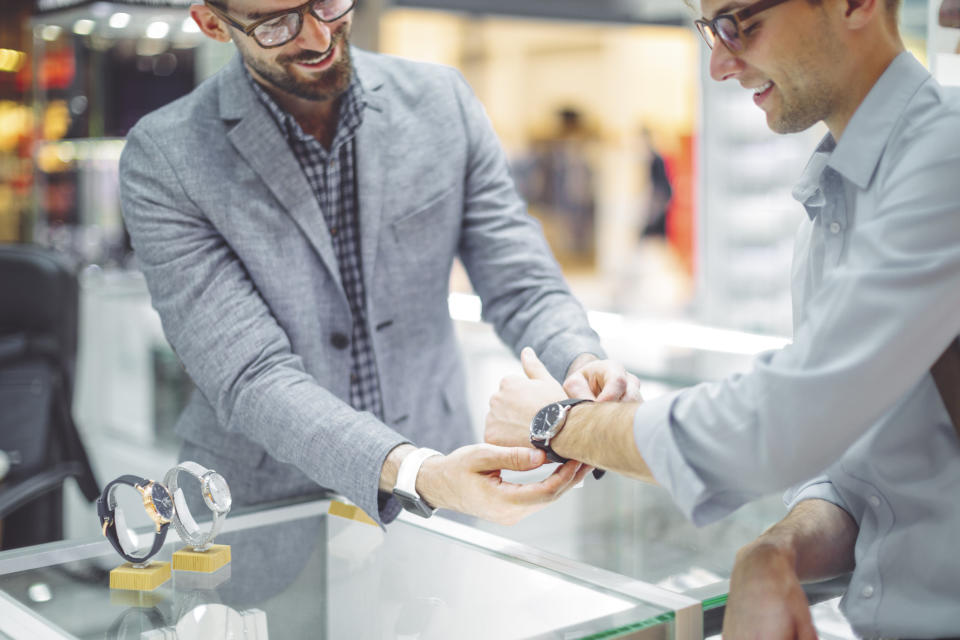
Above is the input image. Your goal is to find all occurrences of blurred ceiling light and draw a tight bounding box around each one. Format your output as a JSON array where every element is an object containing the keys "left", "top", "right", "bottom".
[
  {"left": 182, "top": 17, "right": 200, "bottom": 33},
  {"left": 0, "top": 49, "right": 27, "bottom": 73},
  {"left": 109, "top": 12, "right": 131, "bottom": 29},
  {"left": 41, "top": 25, "right": 63, "bottom": 41},
  {"left": 73, "top": 19, "right": 96, "bottom": 35},
  {"left": 146, "top": 21, "right": 170, "bottom": 39}
]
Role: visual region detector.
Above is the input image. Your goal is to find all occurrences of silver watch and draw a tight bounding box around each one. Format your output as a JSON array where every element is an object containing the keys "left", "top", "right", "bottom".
[{"left": 164, "top": 461, "right": 232, "bottom": 551}]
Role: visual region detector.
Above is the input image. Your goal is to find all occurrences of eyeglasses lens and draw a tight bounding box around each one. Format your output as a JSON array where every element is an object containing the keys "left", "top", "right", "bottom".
[
  {"left": 715, "top": 17, "right": 742, "bottom": 51},
  {"left": 251, "top": 0, "right": 354, "bottom": 47},
  {"left": 313, "top": 0, "right": 353, "bottom": 20},
  {"left": 696, "top": 22, "right": 717, "bottom": 49},
  {"left": 254, "top": 13, "right": 300, "bottom": 47}
]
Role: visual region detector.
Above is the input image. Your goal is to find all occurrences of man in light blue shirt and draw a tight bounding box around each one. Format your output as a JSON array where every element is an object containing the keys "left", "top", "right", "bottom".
[{"left": 485, "top": 0, "right": 960, "bottom": 635}]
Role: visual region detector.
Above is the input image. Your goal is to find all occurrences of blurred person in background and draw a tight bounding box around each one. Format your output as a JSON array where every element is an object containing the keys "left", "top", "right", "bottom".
[
  {"left": 119, "top": 0, "right": 641, "bottom": 528},
  {"left": 486, "top": 0, "right": 960, "bottom": 635},
  {"left": 638, "top": 127, "right": 673, "bottom": 240}
]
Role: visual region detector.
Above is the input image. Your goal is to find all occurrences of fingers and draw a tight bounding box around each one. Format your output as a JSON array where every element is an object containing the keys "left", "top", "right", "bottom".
[
  {"left": 595, "top": 374, "right": 628, "bottom": 402},
  {"left": 624, "top": 375, "right": 644, "bottom": 403},
  {"left": 570, "top": 462, "right": 593, "bottom": 485},
  {"left": 470, "top": 445, "right": 546, "bottom": 472},
  {"left": 500, "top": 459, "right": 582, "bottom": 504},
  {"left": 563, "top": 374, "right": 596, "bottom": 400},
  {"left": 520, "top": 347, "right": 554, "bottom": 382}
]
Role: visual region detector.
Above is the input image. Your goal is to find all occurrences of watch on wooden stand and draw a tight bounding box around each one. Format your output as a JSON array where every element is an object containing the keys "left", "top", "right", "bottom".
[
  {"left": 164, "top": 462, "right": 233, "bottom": 574},
  {"left": 96, "top": 475, "right": 175, "bottom": 591}
]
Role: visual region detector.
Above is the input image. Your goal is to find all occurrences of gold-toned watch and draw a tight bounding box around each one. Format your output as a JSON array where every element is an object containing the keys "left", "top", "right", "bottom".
[{"left": 97, "top": 474, "right": 174, "bottom": 564}]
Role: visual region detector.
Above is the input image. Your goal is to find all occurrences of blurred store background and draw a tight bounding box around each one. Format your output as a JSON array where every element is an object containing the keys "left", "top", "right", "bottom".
[{"left": 0, "top": 0, "right": 957, "bottom": 633}]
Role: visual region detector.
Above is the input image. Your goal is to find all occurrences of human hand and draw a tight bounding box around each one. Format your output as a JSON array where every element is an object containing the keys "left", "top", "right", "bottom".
[
  {"left": 416, "top": 444, "right": 591, "bottom": 525},
  {"left": 722, "top": 542, "right": 817, "bottom": 640},
  {"left": 485, "top": 347, "right": 567, "bottom": 448},
  {"left": 563, "top": 358, "right": 643, "bottom": 403}
]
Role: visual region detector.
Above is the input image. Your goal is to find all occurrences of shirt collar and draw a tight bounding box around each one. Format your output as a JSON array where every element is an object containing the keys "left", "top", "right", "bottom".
[
  {"left": 792, "top": 134, "right": 835, "bottom": 218},
  {"left": 791, "top": 52, "right": 930, "bottom": 218},
  {"left": 243, "top": 63, "right": 367, "bottom": 151},
  {"left": 827, "top": 52, "right": 930, "bottom": 190}
]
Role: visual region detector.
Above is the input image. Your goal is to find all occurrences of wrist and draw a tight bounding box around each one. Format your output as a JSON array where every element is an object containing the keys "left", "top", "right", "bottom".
[
  {"left": 548, "top": 401, "right": 591, "bottom": 460},
  {"left": 738, "top": 535, "right": 798, "bottom": 572},
  {"left": 414, "top": 454, "right": 450, "bottom": 512},
  {"left": 379, "top": 443, "right": 416, "bottom": 492}
]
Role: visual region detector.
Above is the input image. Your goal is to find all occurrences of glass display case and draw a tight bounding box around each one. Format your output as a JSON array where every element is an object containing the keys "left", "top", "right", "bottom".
[{"left": 0, "top": 499, "right": 703, "bottom": 639}]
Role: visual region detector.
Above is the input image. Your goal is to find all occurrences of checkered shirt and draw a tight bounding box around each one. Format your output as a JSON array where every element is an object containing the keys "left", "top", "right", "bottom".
[{"left": 248, "top": 73, "right": 384, "bottom": 420}]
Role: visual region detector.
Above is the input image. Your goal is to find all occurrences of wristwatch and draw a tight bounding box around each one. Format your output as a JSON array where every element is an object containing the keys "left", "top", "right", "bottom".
[
  {"left": 531, "top": 398, "right": 605, "bottom": 479},
  {"left": 392, "top": 448, "right": 442, "bottom": 518},
  {"left": 531, "top": 398, "right": 592, "bottom": 462},
  {"left": 97, "top": 475, "right": 175, "bottom": 564},
  {"left": 164, "top": 462, "right": 232, "bottom": 551}
]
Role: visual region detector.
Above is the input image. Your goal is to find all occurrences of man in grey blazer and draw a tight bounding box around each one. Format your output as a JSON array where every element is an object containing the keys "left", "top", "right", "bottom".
[{"left": 119, "top": 0, "right": 639, "bottom": 526}]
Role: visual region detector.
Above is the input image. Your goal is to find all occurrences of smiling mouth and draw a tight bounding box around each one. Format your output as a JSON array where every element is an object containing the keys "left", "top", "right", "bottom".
[
  {"left": 295, "top": 46, "right": 336, "bottom": 67},
  {"left": 752, "top": 80, "right": 774, "bottom": 105},
  {"left": 754, "top": 80, "right": 773, "bottom": 95}
]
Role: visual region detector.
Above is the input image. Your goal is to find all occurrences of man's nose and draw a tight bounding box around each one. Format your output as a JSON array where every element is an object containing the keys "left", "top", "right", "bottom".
[
  {"left": 709, "top": 43, "right": 744, "bottom": 81},
  {"left": 297, "top": 12, "right": 334, "bottom": 50}
]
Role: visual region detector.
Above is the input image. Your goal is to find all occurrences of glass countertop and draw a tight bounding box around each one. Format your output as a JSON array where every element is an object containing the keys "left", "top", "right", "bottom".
[{"left": 0, "top": 500, "right": 703, "bottom": 640}]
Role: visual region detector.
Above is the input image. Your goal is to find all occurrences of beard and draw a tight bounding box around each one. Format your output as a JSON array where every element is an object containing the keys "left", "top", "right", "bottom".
[
  {"left": 766, "top": 11, "right": 840, "bottom": 135},
  {"left": 242, "top": 23, "right": 353, "bottom": 103},
  {"left": 767, "top": 81, "right": 833, "bottom": 134}
]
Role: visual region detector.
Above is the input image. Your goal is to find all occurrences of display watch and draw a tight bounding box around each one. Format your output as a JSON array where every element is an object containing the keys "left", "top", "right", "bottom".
[
  {"left": 392, "top": 447, "right": 442, "bottom": 518},
  {"left": 164, "top": 461, "right": 233, "bottom": 551},
  {"left": 530, "top": 398, "right": 604, "bottom": 478},
  {"left": 96, "top": 474, "right": 175, "bottom": 564}
]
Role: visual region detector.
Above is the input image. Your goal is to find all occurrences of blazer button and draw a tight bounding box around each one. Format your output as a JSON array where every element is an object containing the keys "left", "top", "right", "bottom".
[{"left": 330, "top": 332, "right": 350, "bottom": 350}]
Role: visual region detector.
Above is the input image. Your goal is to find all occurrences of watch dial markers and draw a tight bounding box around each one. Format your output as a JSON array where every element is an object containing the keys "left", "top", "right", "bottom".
[
  {"left": 151, "top": 483, "right": 175, "bottom": 520},
  {"left": 206, "top": 474, "right": 233, "bottom": 512}
]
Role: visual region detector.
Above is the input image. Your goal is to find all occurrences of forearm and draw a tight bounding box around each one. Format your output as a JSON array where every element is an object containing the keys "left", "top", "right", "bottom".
[
  {"left": 551, "top": 402, "right": 656, "bottom": 482},
  {"left": 742, "top": 498, "right": 857, "bottom": 583}
]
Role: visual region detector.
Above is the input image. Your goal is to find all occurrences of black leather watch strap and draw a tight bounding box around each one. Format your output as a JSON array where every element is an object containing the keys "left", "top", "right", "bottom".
[
  {"left": 531, "top": 399, "right": 607, "bottom": 479},
  {"left": 97, "top": 474, "right": 169, "bottom": 564},
  {"left": 532, "top": 436, "right": 571, "bottom": 463},
  {"left": 532, "top": 398, "right": 593, "bottom": 463}
]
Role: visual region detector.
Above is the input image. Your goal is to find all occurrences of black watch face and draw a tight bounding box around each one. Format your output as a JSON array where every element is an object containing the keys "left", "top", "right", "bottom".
[
  {"left": 532, "top": 403, "right": 563, "bottom": 438},
  {"left": 151, "top": 484, "right": 175, "bottom": 520}
]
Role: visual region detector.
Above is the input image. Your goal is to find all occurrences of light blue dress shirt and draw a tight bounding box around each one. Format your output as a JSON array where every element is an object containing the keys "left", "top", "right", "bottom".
[{"left": 634, "top": 53, "right": 960, "bottom": 636}]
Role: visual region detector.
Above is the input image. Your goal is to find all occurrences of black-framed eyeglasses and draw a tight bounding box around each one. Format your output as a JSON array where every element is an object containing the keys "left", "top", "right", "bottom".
[
  {"left": 694, "top": 0, "right": 792, "bottom": 53},
  {"left": 205, "top": 0, "right": 357, "bottom": 49}
]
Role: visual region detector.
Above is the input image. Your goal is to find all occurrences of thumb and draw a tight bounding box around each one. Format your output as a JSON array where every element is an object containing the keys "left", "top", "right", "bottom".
[
  {"left": 474, "top": 445, "right": 546, "bottom": 472},
  {"left": 521, "top": 347, "right": 553, "bottom": 382}
]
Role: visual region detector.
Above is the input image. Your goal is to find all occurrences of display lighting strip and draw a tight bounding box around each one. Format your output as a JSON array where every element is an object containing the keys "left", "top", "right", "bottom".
[
  {"left": 447, "top": 292, "right": 790, "bottom": 356},
  {"left": 0, "top": 49, "right": 26, "bottom": 73}
]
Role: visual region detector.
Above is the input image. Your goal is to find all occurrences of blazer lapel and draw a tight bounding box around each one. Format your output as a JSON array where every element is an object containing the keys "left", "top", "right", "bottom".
[
  {"left": 218, "top": 56, "right": 344, "bottom": 294},
  {"left": 354, "top": 52, "right": 391, "bottom": 296}
]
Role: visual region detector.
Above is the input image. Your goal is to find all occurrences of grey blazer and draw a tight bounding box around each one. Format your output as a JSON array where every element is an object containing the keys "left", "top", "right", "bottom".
[{"left": 119, "top": 50, "right": 603, "bottom": 524}]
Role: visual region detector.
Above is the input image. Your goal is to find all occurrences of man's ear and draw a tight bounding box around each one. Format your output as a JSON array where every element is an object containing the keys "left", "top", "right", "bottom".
[
  {"left": 841, "top": 0, "right": 880, "bottom": 28},
  {"left": 189, "top": 5, "right": 232, "bottom": 43}
]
